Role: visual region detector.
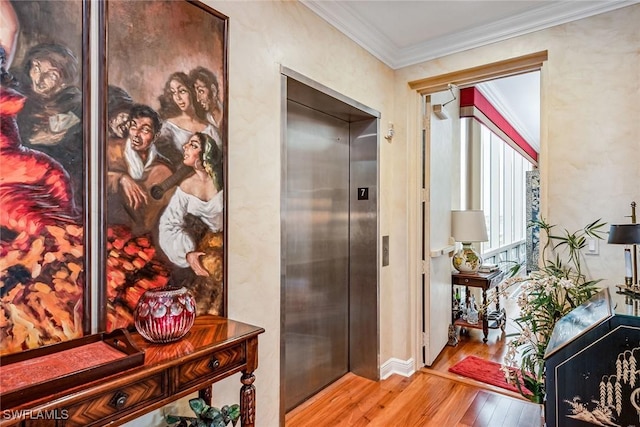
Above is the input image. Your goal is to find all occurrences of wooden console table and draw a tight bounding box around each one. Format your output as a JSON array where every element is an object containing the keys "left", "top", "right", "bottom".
[
  {"left": 451, "top": 270, "right": 505, "bottom": 343},
  {"left": 0, "top": 315, "right": 264, "bottom": 426}
]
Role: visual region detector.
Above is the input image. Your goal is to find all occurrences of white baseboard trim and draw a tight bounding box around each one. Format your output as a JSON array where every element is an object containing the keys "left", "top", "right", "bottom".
[{"left": 380, "top": 357, "right": 415, "bottom": 380}]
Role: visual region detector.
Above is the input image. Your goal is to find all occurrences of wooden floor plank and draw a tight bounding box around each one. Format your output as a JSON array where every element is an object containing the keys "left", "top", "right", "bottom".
[
  {"left": 285, "top": 289, "right": 544, "bottom": 427},
  {"left": 425, "top": 385, "right": 480, "bottom": 427},
  {"left": 486, "top": 398, "right": 515, "bottom": 426},
  {"left": 502, "top": 397, "right": 527, "bottom": 426},
  {"left": 359, "top": 375, "right": 412, "bottom": 423},
  {"left": 285, "top": 373, "right": 361, "bottom": 424},
  {"left": 458, "top": 390, "right": 490, "bottom": 426},
  {"left": 518, "top": 398, "right": 544, "bottom": 427},
  {"left": 473, "top": 392, "right": 502, "bottom": 427},
  {"left": 286, "top": 370, "right": 543, "bottom": 427}
]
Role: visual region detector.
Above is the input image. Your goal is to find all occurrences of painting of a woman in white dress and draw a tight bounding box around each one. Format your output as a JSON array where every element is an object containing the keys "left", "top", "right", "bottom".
[
  {"left": 156, "top": 72, "right": 222, "bottom": 167},
  {"left": 159, "top": 131, "right": 223, "bottom": 314},
  {"left": 103, "top": 0, "right": 228, "bottom": 330}
]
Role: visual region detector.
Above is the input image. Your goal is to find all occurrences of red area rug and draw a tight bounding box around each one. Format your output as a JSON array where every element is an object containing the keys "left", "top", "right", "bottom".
[{"left": 448, "top": 355, "right": 531, "bottom": 396}]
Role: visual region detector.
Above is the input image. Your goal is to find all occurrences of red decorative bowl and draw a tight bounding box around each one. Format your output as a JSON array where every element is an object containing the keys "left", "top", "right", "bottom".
[{"left": 134, "top": 286, "right": 196, "bottom": 343}]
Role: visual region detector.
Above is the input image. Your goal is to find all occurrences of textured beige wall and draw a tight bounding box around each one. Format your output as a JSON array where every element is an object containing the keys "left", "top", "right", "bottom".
[
  {"left": 195, "top": 1, "right": 395, "bottom": 426},
  {"left": 124, "top": 0, "right": 395, "bottom": 424},
  {"left": 396, "top": 2, "right": 640, "bottom": 375},
  {"left": 127, "top": 2, "right": 640, "bottom": 426}
]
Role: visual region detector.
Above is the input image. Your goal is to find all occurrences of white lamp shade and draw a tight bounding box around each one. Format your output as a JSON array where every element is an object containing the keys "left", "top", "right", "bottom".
[{"left": 451, "top": 210, "right": 489, "bottom": 243}]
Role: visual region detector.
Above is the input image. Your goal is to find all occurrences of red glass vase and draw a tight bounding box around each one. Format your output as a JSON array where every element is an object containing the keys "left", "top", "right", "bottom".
[{"left": 134, "top": 286, "right": 196, "bottom": 343}]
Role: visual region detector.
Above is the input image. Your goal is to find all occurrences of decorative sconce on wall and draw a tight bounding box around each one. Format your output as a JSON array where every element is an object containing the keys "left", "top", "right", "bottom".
[{"left": 384, "top": 122, "right": 394, "bottom": 142}]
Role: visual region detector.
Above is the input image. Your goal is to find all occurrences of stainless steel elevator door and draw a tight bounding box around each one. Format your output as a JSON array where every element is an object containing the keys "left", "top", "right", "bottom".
[{"left": 284, "top": 100, "right": 350, "bottom": 411}]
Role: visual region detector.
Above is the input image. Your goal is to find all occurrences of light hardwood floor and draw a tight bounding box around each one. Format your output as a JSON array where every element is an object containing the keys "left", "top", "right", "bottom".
[{"left": 286, "top": 286, "right": 543, "bottom": 427}]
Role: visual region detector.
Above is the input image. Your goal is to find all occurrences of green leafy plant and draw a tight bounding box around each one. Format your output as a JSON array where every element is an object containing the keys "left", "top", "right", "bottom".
[
  {"left": 165, "top": 398, "right": 240, "bottom": 427},
  {"left": 496, "top": 217, "right": 607, "bottom": 403}
]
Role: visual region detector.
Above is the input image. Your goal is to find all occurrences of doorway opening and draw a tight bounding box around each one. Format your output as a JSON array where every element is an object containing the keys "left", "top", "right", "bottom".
[
  {"left": 280, "top": 68, "right": 380, "bottom": 414},
  {"left": 410, "top": 51, "right": 547, "bottom": 368}
]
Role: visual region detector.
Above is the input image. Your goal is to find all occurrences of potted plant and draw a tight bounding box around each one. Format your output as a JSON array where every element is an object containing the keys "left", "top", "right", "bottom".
[
  {"left": 165, "top": 398, "right": 240, "bottom": 427},
  {"left": 496, "top": 217, "right": 607, "bottom": 403}
]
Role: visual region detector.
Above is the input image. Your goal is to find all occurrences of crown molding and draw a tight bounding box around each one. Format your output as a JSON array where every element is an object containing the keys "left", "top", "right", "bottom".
[
  {"left": 302, "top": 0, "right": 639, "bottom": 70},
  {"left": 300, "top": 0, "right": 400, "bottom": 67}
]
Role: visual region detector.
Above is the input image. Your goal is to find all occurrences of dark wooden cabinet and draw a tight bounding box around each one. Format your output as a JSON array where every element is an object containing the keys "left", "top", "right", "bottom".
[
  {"left": 0, "top": 316, "right": 264, "bottom": 427},
  {"left": 451, "top": 270, "right": 505, "bottom": 342},
  {"left": 544, "top": 289, "right": 640, "bottom": 427}
]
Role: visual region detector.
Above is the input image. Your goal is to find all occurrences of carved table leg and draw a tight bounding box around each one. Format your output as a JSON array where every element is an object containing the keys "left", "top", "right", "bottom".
[
  {"left": 482, "top": 288, "right": 489, "bottom": 342},
  {"left": 199, "top": 385, "right": 212, "bottom": 405},
  {"left": 240, "top": 371, "right": 256, "bottom": 427}
]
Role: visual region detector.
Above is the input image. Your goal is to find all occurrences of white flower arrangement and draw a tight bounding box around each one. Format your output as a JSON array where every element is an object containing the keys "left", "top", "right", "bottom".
[{"left": 491, "top": 218, "right": 607, "bottom": 403}]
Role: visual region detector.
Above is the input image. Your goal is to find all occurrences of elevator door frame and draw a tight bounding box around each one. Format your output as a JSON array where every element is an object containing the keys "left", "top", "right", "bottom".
[{"left": 280, "top": 67, "right": 380, "bottom": 419}]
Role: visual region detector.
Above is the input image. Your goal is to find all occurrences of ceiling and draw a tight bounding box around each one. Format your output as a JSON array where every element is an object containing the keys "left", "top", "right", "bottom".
[
  {"left": 301, "top": 0, "right": 636, "bottom": 70},
  {"left": 301, "top": 0, "right": 638, "bottom": 152},
  {"left": 476, "top": 71, "right": 540, "bottom": 151}
]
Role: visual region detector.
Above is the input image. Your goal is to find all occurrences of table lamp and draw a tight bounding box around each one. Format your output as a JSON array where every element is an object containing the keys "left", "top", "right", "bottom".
[
  {"left": 451, "top": 210, "right": 489, "bottom": 273},
  {"left": 608, "top": 223, "right": 640, "bottom": 287}
]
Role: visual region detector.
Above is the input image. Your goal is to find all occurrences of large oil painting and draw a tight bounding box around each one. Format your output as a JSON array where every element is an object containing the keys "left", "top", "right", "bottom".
[
  {"left": 101, "top": 1, "right": 228, "bottom": 332},
  {"left": 0, "top": 0, "right": 89, "bottom": 354}
]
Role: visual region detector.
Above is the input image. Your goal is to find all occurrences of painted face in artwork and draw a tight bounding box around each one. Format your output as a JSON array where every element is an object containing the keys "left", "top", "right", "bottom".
[
  {"left": 194, "top": 79, "right": 213, "bottom": 112},
  {"left": 109, "top": 111, "right": 130, "bottom": 139},
  {"left": 30, "top": 59, "right": 64, "bottom": 97},
  {"left": 183, "top": 134, "right": 202, "bottom": 168},
  {"left": 128, "top": 116, "right": 155, "bottom": 152},
  {"left": 169, "top": 79, "right": 192, "bottom": 112}
]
